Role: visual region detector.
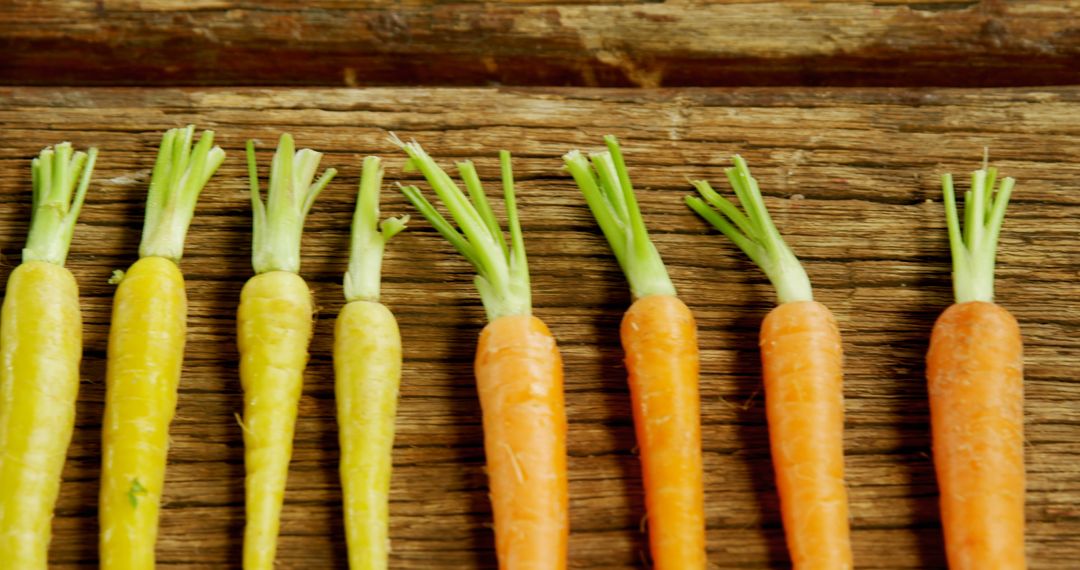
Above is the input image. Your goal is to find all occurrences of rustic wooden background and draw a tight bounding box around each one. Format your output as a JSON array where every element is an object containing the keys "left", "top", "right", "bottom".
[
  {"left": 3, "top": 1, "right": 1080, "bottom": 88},
  {"left": 2, "top": 0, "right": 1080, "bottom": 568},
  {"left": 0, "top": 87, "right": 1077, "bottom": 568}
]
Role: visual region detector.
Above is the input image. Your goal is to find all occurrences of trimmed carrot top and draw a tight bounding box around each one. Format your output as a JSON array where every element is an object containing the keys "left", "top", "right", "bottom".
[
  {"left": 394, "top": 136, "right": 530, "bottom": 321},
  {"left": 24, "top": 142, "right": 98, "bottom": 266},
  {"left": 563, "top": 135, "right": 675, "bottom": 300},
  {"left": 941, "top": 155, "right": 1015, "bottom": 304},
  {"left": 245, "top": 133, "right": 337, "bottom": 275},
  {"left": 140, "top": 125, "right": 226, "bottom": 262},
  {"left": 685, "top": 156, "right": 812, "bottom": 304},
  {"left": 343, "top": 156, "right": 408, "bottom": 303}
]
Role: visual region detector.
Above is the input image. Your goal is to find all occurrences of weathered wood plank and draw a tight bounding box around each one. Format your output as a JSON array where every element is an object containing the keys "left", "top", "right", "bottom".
[
  {"left": 2, "top": 1, "right": 1079, "bottom": 87},
  {"left": 0, "top": 87, "right": 1078, "bottom": 568}
]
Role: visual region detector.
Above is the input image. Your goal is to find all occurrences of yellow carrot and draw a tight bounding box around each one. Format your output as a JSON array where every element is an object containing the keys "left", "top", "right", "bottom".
[
  {"left": 335, "top": 156, "right": 407, "bottom": 570},
  {"left": 0, "top": 143, "right": 96, "bottom": 569},
  {"left": 99, "top": 126, "right": 225, "bottom": 569},
  {"left": 240, "top": 133, "right": 335, "bottom": 569}
]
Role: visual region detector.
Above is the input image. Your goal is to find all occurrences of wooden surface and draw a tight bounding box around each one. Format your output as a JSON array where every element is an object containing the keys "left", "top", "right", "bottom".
[
  {"left": 3, "top": 1, "right": 1080, "bottom": 88},
  {"left": 0, "top": 87, "right": 1078, "bottom": 568}
]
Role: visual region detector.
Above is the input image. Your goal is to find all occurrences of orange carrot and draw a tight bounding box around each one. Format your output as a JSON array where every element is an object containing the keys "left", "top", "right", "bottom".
[
  {"left": 928, "top": 161, "right": 1024, "bottom": 569},
  {"left": 564, "top": 137, "right": 705, "bottom": 569},
  {"left": 396, "top": 137, "right": 568, "bottom": 569},
  {"left": 686, "top": 157, "right": 852, "bottom": 570},
  {"left": 760, "top": 301, "right": 849, "bottom": 568},
  {"left": 622, "top": 296, "right": 704, "bottom": 568},
  {"left": 476, "top": 315, "right": 567, "bottom": 569}
]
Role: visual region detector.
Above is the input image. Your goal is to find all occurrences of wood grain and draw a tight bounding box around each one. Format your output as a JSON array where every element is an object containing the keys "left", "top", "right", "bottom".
[
  {"left": 0, "top": 86, "right": 1078, "bottom": 568},
  {"left": 2, "top": 1, "right": 1080, "bottom": 88}
]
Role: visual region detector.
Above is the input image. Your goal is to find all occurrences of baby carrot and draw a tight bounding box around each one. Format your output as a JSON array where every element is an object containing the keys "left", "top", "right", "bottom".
[
  {"left": 929, "top": 160, "right": 1024, "bottom": 569},
  {"left": 100, "top": 126, "right": 225, "bottom": 569},
  {"left": 686, "top": 158, "right": 852, "bottom": 570},
  {"left": 240, "top": 133, "right": 335, "bottom": 569},
  {"left": 396, "top": 137, "right": 568, "bottom": 570},
  {"left": 564, "top": 136, "right": 706, "bottom": 569},
  {"left": 335, "top": 156, "right": 407, "bottom": 569},
  {"left": 0, "top": 142, "right": 96, "bottom": 569}
]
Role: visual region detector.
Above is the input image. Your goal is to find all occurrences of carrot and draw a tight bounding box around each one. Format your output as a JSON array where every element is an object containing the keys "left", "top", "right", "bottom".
[
  {"left": 335, "top": 155, "right": 407, "bottom": 570},
  {"left": 240, "top": 133, "right": 335, "bottom": 569},
  {"left": 928, "top": 160, "right": 1024, "bottom": 569},
  {"left": 564, "top": 136, "right": 705, "bottom": 569},
  {"left": 686, "top": 157, "right": 852, "bottom": 570},
  {"left": 396, "top": 137, "right": 568, "bottom": 570},
  {"left": 0, "top": 142, "right": 96, "bottom": 568},
  {"left": 100, "top": 126, "right": 225, "bottom": 569}
]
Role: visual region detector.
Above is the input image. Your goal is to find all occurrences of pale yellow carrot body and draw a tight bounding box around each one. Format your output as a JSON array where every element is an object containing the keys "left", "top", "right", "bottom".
[
  {"left": 100, "top": 256, "right": 187, "bottom": 569},
  {"left": 0, "top": 262, "right": 82, "bottom": 568},
  {"left": 238, "top": 270, "right": 313, "bottom": 570},
  {"left": 335, "top": 300, "right": 402, "bottom": 570},
  {"left": 96, "top": 126, "right": 223, "bottom": 568}
]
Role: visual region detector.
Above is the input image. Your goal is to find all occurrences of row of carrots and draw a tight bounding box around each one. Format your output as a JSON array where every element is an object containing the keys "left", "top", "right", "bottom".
[{"left": 0, "top": 127, "right": 1024, "bottom": 570}]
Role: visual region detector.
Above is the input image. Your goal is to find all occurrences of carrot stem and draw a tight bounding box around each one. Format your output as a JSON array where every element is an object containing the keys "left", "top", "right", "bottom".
[
  {"left": 563, "top": 135, "right": 675, "bottom": 299},
  {"left": 246, "top": 134, "right": 337, "bottom": 275},
  {"left": 24, "top": 142, "right": 97, "bottom": 265},
  {"left": 140, "top": 125, "right": 225, "bottom": 261},
  {"left": 344, "top": 156, "right": 408, "bottom": 303},
  {"left": 393, "top": 136, "right": 530, "bottom": 320},
  {"left": 941, "top": 157, "right": 1014, "bottom": 303},
  {"left": 685, "top": 156, "right": 812, "bottom": 304}
]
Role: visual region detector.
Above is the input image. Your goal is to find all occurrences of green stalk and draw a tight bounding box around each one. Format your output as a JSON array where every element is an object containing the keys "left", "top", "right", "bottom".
[
  {"left": 343, "top": 156, "right": 408, "bottom": 303},
  {"left": 393, "top": 136, "right": 531, "bottom": 321},
  {"left": 23, "top": 142, "right": 98, "bottom": 265},
  {"left": 246, "top": 134, "right": 337, "bottom": 275},
  {"left": 563, "top": 135, "right": 675, "bottom": 300},
  {"left": 941, "top": 159, "right": 1014, "bottom": 304},
  {"left": 140, "top": 125, "right": 226, "bottom": 261},
  {"left": 685, "top": 155, "right": 812, "bottom": 304}
]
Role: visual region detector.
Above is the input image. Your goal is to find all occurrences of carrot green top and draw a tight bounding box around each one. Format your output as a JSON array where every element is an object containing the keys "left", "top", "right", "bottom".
[
  {"left": 941, "top": 157, "right": 1015, "bottom": 304},
  {"left": 685, "top": 156, "right": 812, "bottom": 304},
  {"left": 394, "top": 136, "right": 530, "bottom": 322},
  {"left": 563, "top": 135, "right": 676, "bottom": 300},
  {"left": 24, "top": 142, "right": 98, "bottom": 266},
  {"left": 245, "top": 133, "right": 337, "bottom": 275},
  {"left": 139, "top": 125, "right": 226, "bottom": 262},
  {"left": 343, "top": 155, "right": 408, "bottom": 303}
]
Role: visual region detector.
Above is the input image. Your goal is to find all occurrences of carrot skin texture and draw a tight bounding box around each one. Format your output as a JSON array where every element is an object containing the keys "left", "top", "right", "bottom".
[
  {"left": 0, "top": 262, "right": 82, "bottom": 568},
  {"left": 759, "top": 301, "right": 852, "bottom": 570},
  {"left": 100, "top": 256, "right": 187, "bottom": 569},
  {"left": 928, "top": 301, "right": 1025, "bottom": 570},
  {"left": 475, "top": 315, "right": 567, "bottom": 570},
  {"left": 620, "top": 294, "right": 705, "bottom": 569},
  {"left": 238, "top": 270, "right": 312, "bottom": 570},
  {"left": 334, "top": 300, "right": 401, "bottom": 570}
]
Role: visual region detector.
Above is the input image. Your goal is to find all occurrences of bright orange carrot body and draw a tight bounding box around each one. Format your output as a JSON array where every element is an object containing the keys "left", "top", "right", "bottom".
[
  {"left": 621, "top": 294, "right": 704, "bottom": 568},
  {"left": 928, "top": 302, "right": 1024, "bottom": 569},
  {"left": 476, "top": 315, "right": 568, "bottom": 570},
  {"left": 760, "top": 301, "right": 851, "bottom": 569}
]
